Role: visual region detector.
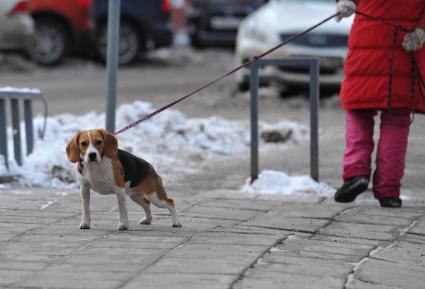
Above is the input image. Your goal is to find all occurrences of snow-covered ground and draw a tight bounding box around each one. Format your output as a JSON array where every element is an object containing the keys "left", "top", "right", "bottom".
[
  {"left": 0, "top": 100, "right": 305, "bottom": 190},
  {"left": 242, "top": 170, "right": 335, "bottom": 199},
  {"left": 0, "top": 87, "right": 41, "bottom": 94}
]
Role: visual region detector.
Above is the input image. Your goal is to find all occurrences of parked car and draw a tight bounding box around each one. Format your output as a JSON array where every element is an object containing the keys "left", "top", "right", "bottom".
[
  {"left": 93, "top": 0, "right": 173, "bottom": 65},
  {"left": 188, "top": 0, "right": 264, "bottom": 48},
  {"left": 235, "top": 0, "right": 353, "bottom": 93},
  {"left": 27, "top": 0, "right": 93, "bottom": 65},
  {"left": 0, "top": 0, "right": 34, "bottom": 56}
]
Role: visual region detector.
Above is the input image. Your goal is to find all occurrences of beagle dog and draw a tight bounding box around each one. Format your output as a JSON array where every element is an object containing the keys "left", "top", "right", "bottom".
[{"left": 66, "top": 129, "right": 181, "bottom": 230}]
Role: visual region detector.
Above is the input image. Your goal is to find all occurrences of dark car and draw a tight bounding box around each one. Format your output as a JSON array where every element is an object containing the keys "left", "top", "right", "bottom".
[
  {"left": 188, "top": 0, "right": 264, "bottom": 48},
  {"left": 28, "top": 0, "right": 93, "bottom": 65},
  {"left": 93, "top": 0, "right": 173, "bottom": 65}
]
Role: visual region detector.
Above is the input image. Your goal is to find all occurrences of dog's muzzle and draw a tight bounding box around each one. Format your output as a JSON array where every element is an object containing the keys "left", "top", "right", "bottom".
[{"left": 88, "top": 152, "right": 97, "bottom": 162}]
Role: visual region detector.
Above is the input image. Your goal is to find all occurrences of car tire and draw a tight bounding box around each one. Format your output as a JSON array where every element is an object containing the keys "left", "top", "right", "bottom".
[
  {"left": 279, "top": 86, "right": 340, "bottom": 98},
  {"left": 237, "top": 79, "right": 250, "bottom": 92},
  {"left": 190, "top": 31, "right": 205, "bottom": 49},
  {"left": 96, "top": 20, "right": 141, "bottom": 65},
  {"left": 279, "top": 85, "right": 306, "bottom": 98},
  {"left": 31, "top": 18, "right": 69, "bottom": 66},
  {"left": 321, "top": 87, "right": 340, "bottom": 97}
]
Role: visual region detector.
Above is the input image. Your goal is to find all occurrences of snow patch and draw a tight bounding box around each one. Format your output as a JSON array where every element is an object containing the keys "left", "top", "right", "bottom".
[
  {"left": 0, "top": 101, "right": 304, "bottom": 189},
  {"left": 40, "top": 200, "right": 56, "bottom": 210},
  {"left": 242, "top": 170, "right": 335, "bottom": 198},
  {"left": 0, "top": 87, "right": 41, "bottom": 94}
]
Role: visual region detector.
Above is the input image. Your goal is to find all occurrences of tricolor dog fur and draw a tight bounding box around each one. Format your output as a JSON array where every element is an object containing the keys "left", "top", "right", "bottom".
[{"left": 66, "top": 129, "right": 181, "bottom": 230}]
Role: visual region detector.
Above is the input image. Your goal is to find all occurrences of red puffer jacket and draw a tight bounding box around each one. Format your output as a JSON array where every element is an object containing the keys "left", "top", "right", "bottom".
[{"left": 340, "top": 0, "right": 425, "bottom": 112}]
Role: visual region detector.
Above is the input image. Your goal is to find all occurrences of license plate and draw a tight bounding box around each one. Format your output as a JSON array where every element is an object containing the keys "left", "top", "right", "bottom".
[{"left": 210, "top": 16, "right": 243, "bottom": 30}]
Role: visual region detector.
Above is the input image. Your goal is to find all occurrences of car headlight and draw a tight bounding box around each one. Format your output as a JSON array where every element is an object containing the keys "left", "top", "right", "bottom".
[{"left": 240, "top": 17, "right": 267, "bottom": 43}]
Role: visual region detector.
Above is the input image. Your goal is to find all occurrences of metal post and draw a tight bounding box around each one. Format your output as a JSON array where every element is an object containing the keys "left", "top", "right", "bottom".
[
  {"left": 249, "top": 58, "right": 320, "bottom": 182},
  {"left": 24, "top": 100, "right": 34, "bottom": 155},
  {"left": 10, "top": 99, "right": 22, "bottom": 166},
  {"left": 105, "top": 0, "right": 121, "bottom": 132},
  {"left": 250, "top": 61, "right": 259, "bottom": 182},
  {"left": 309, "top": 59, "right": 320, "bottom": 181},
  {"left": 0, "top": 99, "right": 8, "bottom": 168}
]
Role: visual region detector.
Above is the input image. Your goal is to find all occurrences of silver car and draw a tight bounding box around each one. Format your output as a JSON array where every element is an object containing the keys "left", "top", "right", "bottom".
[
  {"left": 235, "top": 0, "right": 353, "bottom": 93},
  {"left": 0, "top": 0, "right": 34, "bottom": 54}
]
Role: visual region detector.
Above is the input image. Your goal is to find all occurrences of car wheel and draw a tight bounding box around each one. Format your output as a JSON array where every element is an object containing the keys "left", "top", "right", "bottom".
[
  {"left": 279, "top": 86, "right": 340, "bottom": 98},
  {"left": 31, "top": 19, "right": 68, "bottom": 66},
  {"left": 279, "top": 85, "right": 307, "bottom": 98},
  {"left": 190, "top": 34, "right": 205, "bottom": 49},
  {"left": 97, "top": 20, "right": 141, "bottom": 65},
  {"left": 237, "top": 78, "right": 250, "bottom": 92},
  {"left": 321, "top": 87, "right": 340, "bottom": 97}
]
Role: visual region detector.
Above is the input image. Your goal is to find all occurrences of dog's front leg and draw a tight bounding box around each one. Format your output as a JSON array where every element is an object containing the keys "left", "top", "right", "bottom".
[
  {"left": 115, "top": 188, "right": 129, "bottom": 230},
  {"left": 80, "top": 184, "right": 91, "bottom": 229}
]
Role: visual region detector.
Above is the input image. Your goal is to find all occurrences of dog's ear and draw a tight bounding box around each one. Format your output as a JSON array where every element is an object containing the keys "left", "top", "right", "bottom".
[
  {"left": 66, "top": 132, "right": 81, "bottom": 163},
  {"left": 101, "top": 129, "right": 118, "bottom": 158}
]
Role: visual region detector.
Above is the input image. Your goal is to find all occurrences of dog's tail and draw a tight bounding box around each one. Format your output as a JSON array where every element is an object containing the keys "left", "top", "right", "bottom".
[{"left": 156, "top": 176, "right": 175, "bottom": 207}]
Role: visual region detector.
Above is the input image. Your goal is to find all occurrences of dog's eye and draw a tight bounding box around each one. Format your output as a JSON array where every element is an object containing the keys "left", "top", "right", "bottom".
[
  {"left": 95, "top": 140, "right": 102, "bottom": 146},
  {"left": 80, "top": 141, "right": 88, "bottom": 147}
]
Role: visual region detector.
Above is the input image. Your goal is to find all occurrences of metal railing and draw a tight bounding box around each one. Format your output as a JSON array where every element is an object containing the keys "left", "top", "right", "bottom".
[
  {"left": 250, "top": 58, "right": 320, "bottom": 182},
  {"left": 0, "top": 88, "right": 47, "bottom": 169}
]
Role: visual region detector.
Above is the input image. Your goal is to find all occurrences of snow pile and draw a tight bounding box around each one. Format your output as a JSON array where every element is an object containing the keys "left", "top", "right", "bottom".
[
  {"left": 0, "top": 87, "right": 41, "bottom": 94},
  {"left": 242, "top": 170, "right": 335, "bottom": 198},
  {"left": 0, "top": 101, "right": 304, "bottom": 188},
  {"left": 115, "top": 102, "right": 251, "bottom": 155}
]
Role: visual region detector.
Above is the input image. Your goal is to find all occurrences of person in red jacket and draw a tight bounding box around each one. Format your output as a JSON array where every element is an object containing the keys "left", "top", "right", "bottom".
[{"left": 334, "top": 0, "right": 425, "bottom": 207}]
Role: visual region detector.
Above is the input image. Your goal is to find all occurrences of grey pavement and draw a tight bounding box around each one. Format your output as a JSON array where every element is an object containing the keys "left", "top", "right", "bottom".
[{"left": 0, "top": 183, "right": 424, "bottom": 289}]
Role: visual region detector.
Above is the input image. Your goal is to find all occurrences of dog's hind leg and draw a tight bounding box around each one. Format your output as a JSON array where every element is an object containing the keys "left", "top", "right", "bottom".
[
  {"left": 164, "top": 198, "right": 182, "bottom": 228},
  {"left": 151, "top": 177, "right": 182, "bottom": 228},
  {"left": 129, "top": 193, "right": 152, "bottom": 225}
]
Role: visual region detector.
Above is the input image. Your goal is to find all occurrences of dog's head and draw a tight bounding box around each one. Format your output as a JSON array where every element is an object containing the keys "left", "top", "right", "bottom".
[{"left": 66, "top": 129, "right": 118, "bottom": 163}]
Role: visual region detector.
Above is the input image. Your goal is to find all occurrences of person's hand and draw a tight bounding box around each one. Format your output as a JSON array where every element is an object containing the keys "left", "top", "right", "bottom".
[
  {"left": 336, "top": 0, "right": 356, "bottom": 23},
  {"left": 402, "top": 28, "right": 425, "bottom": 52}
]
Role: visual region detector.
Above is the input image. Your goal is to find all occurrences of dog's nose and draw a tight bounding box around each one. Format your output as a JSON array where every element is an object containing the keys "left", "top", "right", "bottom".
[{"left": 88, "top": 152, "right": 97, "bottom": 161}]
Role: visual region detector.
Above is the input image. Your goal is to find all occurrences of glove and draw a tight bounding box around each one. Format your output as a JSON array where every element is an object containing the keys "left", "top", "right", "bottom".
[
  {"left": 335, "top": 0, "right": 356, "bottom": 23},
  {"left": 402, "top": 28, "right": 425, "bottom": 52}
]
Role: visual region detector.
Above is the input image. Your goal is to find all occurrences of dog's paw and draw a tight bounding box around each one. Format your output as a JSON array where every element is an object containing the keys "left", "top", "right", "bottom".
[
  {"left": 172, "top": 222, "right": 182, "bottom": 228},
  {"left": 139, "top": 217, "right": 152, "bottom": 225},
  {"left": 79, "top": 222, "right": 90, "bottom": 230},
  {"left": 117, "top": 223, "right": 129, "bottom": 231}
]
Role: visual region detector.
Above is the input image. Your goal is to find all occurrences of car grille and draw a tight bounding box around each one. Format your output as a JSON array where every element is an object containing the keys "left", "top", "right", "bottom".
[{"left": 280, "top": 33, "right": 348, "bottom": 48}]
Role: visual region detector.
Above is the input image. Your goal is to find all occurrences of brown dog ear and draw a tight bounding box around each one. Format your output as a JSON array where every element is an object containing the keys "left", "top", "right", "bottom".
[
  {"left": 66, "top": 132, "right": 81, "bottom": 163},
  {"left": 101, "top": 129, "right": 118, "bottom": 158}
]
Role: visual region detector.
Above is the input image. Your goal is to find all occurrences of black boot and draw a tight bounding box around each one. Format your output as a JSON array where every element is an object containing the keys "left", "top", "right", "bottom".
[
  {"left": 378, "top": 197, "right": 402, "bottom": 208},
  {"left": 334, "top": 176, "right": 369, "bottom": 203}
]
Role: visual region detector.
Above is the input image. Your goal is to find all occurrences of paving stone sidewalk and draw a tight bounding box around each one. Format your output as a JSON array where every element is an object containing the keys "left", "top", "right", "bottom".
[{"left": 0, "top": 187, "right": 424, "bottom": 289}]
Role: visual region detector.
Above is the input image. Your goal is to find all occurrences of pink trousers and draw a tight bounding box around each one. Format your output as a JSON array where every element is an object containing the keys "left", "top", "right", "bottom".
[{"left": 343, "top": 109, "right": 411, "bottom": 198}]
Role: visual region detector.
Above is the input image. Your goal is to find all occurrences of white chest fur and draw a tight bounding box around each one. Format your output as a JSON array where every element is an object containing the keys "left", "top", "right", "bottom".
[{"left": 80, "top": 157, "right": 118, "bottom": 195}]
